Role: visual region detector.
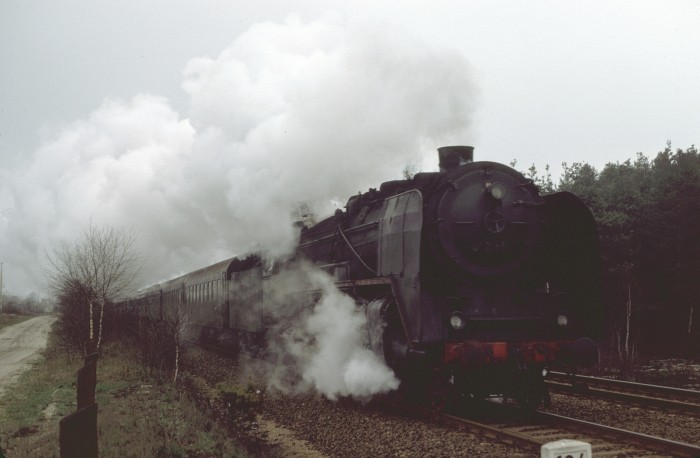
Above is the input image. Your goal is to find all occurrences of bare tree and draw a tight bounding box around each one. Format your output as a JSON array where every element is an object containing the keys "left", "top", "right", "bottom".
[
  {"left": 163, "top": 296, "right": 192, "bottom": 383},
  {"left": 402, "top": 162, "right": 418, "bottom": 180},
  {"left": 46, "top": 223, "right": 141, "bottom": 355},
  {"left": 135, "top": 295, "right": 192, "bottom": 382}
]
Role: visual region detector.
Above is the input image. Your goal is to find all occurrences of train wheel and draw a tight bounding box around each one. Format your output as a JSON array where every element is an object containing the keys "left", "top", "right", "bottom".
[
  {"left": 512, "top": 367, "right": 548, "bottom": 411},
  {"left": 426, "top": 369, "right": 456, "bottom": 412}
]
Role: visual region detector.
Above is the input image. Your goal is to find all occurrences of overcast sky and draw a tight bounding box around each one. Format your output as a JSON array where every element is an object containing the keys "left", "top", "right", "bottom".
[{"left": 1, "top": 0, "right": 698, "bottom": 297}]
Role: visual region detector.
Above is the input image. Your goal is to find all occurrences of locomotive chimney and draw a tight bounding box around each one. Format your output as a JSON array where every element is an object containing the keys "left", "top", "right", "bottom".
[{"left": 438, "top": 146, "right": 474, "bottom": 172}]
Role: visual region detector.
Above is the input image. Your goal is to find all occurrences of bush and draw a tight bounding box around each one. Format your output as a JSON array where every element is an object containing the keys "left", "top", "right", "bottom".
[{"left": 217, "top": 382, "right": 262, "bottom": 410}]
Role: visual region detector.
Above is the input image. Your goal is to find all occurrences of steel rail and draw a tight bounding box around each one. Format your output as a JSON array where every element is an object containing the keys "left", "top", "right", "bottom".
[
  {"left": 481, "top": 401, "right": 700, "bottom": 457},
  {"left": 546, "top": 379, "right": 700, "bottom": 415},
  {"left": 533, "top": 410, "right": 700, "bottom": 457},
  {"left": 382, "top": 395, "right": 700, "bottom": 457},
  {"left": 549, "top": 371, "right": 700, "bottom": 402},
  {"left": 548, "top": 371, "right": 700, "bottom": 415}
]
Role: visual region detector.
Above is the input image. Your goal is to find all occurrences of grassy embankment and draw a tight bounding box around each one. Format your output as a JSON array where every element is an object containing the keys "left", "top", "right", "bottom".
[{"left": 0, "top": 324, "right": 249, "bottom": 457}]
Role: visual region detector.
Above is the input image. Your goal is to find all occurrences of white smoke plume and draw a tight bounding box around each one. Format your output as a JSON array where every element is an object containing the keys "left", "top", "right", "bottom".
[
  {"left": 0, "top": 13, "right": 477, "bottom": 296},
  {"left": 255, "top": 262, "right": 399, "bottom": 400}
]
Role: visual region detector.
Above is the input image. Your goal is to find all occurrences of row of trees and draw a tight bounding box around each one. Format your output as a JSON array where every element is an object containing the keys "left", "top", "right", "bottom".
[
  {"left": 529, "top": 143, "right": 699, "bottom": 360},
  {"left": 0, "top": 293, "right": 48, "bottom": 315}
]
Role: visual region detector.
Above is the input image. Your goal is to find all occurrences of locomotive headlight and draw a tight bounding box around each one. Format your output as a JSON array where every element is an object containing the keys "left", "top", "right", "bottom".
[
  {"left": 488, "top": 182, "right": 507, "bottom": 200},
  {"left": 450, "top": 312, "right": 466, "bottom": 330},
  {"left": 557, "top": 314, "right": 569, "bottom": 326}
]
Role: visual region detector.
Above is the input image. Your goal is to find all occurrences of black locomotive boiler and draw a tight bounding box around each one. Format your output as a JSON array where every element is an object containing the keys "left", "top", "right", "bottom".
[
  {"left": 121, "top": 145, "right": 601, "bottom": 409},
  {"left": 296, "top": 145, "right": 601, "bottom": 407}
]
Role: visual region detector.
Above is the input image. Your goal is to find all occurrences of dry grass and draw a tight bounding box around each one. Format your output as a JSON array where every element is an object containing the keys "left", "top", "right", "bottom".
[{"left": 0, "top": 331, "right": 248, "bottom": 457}]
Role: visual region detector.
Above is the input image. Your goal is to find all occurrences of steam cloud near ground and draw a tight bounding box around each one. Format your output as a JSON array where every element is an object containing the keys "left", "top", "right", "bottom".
[
  {"left": 0, "top": 13, "right": 477, "bottom": 297},
  {"left": 254, "top": 262, "right": 399, "bottom": 400}
]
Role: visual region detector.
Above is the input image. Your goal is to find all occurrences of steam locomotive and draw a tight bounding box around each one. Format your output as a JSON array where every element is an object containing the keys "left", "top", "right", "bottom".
[{"left": 121, "top": 146, "right": 601, "bottom": 409}]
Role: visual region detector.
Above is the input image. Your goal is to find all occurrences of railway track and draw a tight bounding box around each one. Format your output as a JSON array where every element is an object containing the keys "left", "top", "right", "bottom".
[
  {"left": 198, "top": 342, "right": 700, "bottom": 454},
  {"left": 546, "top": 371, "right": 700, "bottom": 415},
  {"left": 431, "top": 402, "right": 700, "bottom": 457}
]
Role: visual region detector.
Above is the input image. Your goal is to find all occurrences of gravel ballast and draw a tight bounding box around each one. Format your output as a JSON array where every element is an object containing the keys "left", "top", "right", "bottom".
[
  {"left": 182, "top": 348, "right": 530, "bottom": 457},
  {"left": 183, "top": 347, "right": 700, "bottom": 456}
]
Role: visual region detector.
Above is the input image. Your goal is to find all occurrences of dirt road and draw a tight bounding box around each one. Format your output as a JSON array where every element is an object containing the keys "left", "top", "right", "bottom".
[{"left": 0, "top": 315, "right": 55, "bottom": 397}]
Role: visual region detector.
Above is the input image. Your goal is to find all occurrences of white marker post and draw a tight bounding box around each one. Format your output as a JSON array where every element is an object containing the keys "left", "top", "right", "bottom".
[{"left": 540, "top": 439, "right": 591, "bottom": 458}]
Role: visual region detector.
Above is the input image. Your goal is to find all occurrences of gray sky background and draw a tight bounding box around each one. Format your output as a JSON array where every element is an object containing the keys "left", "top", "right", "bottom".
[{"left": 1, "top": 0, "right": 698, "bottom": 297}]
